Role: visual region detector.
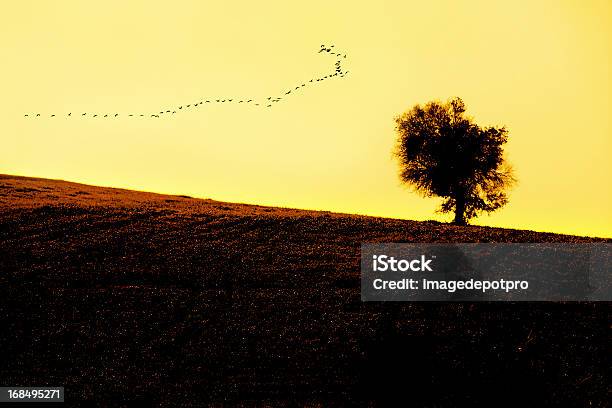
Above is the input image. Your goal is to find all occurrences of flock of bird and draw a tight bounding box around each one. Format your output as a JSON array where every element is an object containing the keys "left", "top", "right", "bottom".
[{"left": 24, "top": 44, "right": 349, "bottom": 119}]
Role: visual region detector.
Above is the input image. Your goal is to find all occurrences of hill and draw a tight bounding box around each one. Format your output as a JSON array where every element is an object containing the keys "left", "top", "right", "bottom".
[{"left": 0, "top": 174, "right": 609, "bottom": 406}]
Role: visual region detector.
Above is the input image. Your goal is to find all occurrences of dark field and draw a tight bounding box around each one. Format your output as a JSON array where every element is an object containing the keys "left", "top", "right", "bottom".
[{"left": 0, "top": 175, "right": 609, "bottom": 407}]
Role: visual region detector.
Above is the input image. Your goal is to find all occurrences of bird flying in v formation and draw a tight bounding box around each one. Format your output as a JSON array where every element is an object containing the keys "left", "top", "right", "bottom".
[{"left": 24, "top": 44, "right": 349, "bottom": 120}]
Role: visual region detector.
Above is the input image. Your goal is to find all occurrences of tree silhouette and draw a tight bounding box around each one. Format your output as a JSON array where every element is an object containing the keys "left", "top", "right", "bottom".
[{"left": 394, "top": 97, "right": 515, "bottom": 225}]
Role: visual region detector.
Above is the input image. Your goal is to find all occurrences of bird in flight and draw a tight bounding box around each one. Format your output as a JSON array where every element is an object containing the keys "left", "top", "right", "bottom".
[{"left": 24, "top": 44, "right": 349, "bottom": 119}]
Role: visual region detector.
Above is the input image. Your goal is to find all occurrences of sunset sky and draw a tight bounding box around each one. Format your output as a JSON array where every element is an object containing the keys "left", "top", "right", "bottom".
[{"left": 1, "top": 0, "right": 610, "bottom": 237}]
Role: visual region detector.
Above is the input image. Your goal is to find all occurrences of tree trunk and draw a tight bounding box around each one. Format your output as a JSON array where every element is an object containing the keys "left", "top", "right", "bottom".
[{"left": 453, "top": 190, "right": 466, "bottom": 225}]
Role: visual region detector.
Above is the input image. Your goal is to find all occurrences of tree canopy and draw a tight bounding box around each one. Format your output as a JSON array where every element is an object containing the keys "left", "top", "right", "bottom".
[{"left": 394, "top": 97, "right": 515, "bottom": 225}]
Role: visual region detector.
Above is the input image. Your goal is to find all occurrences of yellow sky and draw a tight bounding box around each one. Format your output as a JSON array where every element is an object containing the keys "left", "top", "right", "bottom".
[{"left": 1, "top": 0, "right": 610, "bottom": 237}]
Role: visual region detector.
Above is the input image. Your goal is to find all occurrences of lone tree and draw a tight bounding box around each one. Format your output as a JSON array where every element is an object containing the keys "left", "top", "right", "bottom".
[{"left": 394, "top": 97, "right": 515, "bottom": 225}]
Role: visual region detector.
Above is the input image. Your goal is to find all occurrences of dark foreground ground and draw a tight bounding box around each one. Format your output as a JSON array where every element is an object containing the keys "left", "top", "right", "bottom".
[{"left": 0, "top": 175, "right": 609, "bottom": 407}]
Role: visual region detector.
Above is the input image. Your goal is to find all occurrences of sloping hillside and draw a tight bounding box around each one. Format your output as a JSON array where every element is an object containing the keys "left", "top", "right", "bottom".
[{"left": 0, "top": 175, "right": 608, "bottom": 406}]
